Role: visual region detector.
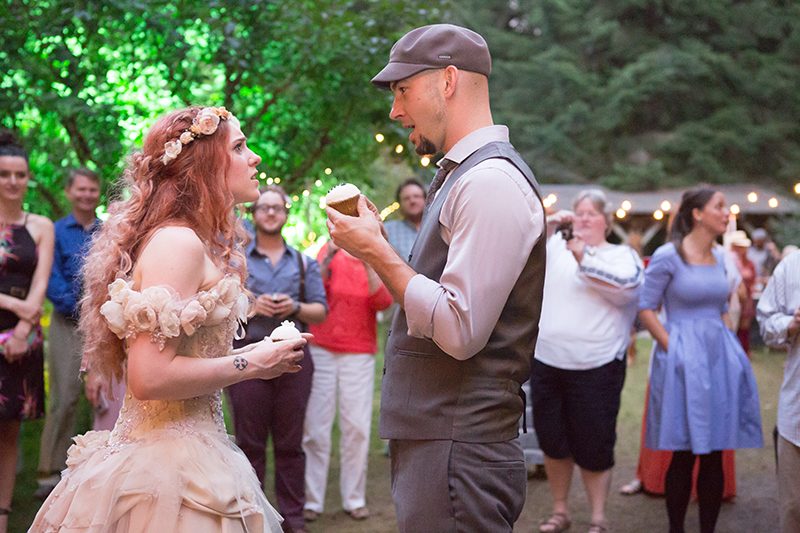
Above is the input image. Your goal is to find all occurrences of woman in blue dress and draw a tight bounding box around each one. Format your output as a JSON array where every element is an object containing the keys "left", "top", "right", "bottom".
[{"left": 639, "top": 186, "right": 762, "bottom": 533}]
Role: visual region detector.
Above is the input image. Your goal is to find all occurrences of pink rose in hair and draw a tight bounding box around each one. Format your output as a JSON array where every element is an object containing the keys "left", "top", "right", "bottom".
[{"left": 194, "top": 109, "right": 220, "bottom": 135}]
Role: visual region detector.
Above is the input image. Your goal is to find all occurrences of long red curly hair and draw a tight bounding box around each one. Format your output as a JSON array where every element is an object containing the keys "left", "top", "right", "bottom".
[{"left": 80, "top": 106, "right": 249, "bottom": 382}]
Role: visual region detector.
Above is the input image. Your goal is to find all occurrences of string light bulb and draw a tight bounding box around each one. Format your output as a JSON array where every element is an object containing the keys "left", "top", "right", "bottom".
[
  {"left": 615, "top": 209, "right": 626, "bottom": 219},
  {"left": 768, "top": 197, "right": 779, "bottom": 208},
  {"left": 747, "top": 191, "right": 758, "bottom": 203},
  {"left": 653, "top": 209, "right": 664, "bottom": 221},
  {"left": 660, "top": 200, "right": 671, "bottom": 211},
  {"left": 375, "top": 133, "right": 385, "bottom": 143},
  {"left": 621, "top": 200, "right": 632, "bottom": 211},
  {"left": 395, "top": 144, "right": 404, "bottom": 154},
  {"left": 730, "top": 204, "right": 740, "bottom": 215}
]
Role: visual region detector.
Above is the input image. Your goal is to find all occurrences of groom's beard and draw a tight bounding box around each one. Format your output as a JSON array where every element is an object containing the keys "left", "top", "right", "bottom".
[{"left": 415, "top": 135, "right": 438, "bottom": 156}]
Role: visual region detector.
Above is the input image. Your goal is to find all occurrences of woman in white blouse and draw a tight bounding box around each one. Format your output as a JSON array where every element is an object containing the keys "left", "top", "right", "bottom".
[{"left": 532, "top": 189, "right": 644, "bottom": 533}]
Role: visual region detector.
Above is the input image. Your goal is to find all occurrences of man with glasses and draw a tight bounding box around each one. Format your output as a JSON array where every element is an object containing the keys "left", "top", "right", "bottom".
[{"left": 226, "top": 185, "right": 327, "bottom": 533}]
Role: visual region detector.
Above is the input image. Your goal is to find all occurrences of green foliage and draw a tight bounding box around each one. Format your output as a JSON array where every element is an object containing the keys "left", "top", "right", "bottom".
[
  {"left": 0, "top": 0, "right": 445, "bottom": 222},
  {"left": 455, "top": 0, "right": 800, "bottom": 192},
  {"left": 770, "top": 214, "right": 800, "bottom": 248}
]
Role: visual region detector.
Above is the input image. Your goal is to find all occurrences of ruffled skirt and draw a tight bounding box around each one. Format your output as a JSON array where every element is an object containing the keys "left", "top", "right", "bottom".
[{"left": 29, "top": 428, "right": 282, "bottom": 532}]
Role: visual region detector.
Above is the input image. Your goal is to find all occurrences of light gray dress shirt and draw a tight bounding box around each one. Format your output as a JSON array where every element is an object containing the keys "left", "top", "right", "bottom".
[
  {"left": 403, "top": 125, "right": 544, "bottom": 360},
  {"left": 757, "top": 251, "right": 800, "bottom": 446}
]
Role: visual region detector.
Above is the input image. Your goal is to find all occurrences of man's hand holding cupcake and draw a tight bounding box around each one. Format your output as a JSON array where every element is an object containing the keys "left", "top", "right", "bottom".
[
  {"left": 325, "top": 184, "right": 389, "bottom": 256},
  {"left": 326, "top": 195, "right": 387, "bottom": 261},
  {"left": 326, "top": 183, "right": 415, "bottom": 306}
]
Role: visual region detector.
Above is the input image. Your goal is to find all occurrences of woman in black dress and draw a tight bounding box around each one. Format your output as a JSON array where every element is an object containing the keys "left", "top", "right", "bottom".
[{"left": 0, "top": 131, "right": 54, "bottom": 532}]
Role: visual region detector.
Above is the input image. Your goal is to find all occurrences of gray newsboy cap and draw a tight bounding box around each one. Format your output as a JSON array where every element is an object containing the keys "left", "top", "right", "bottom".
[{"left": 371, "top": 24, "right": 492, "bottom": 89}]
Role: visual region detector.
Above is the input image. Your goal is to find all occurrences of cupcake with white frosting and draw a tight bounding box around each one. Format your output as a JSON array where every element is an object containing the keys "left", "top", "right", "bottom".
[
  {"left": 270, "top": 320, "right": 302, "bottom": 342},
  {"left": 325, "top": 183, "right": 361, "bottom": 216}
]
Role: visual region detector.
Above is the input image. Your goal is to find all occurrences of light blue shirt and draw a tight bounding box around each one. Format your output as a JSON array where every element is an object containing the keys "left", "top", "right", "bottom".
[{"left": 385, "top": 219, "right": 418, "bottom": 263}]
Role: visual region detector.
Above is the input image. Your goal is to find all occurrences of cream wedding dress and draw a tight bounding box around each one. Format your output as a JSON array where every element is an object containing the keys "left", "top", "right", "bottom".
[{"left": 30, "top": 275, "right": 282, "bottom": 532}]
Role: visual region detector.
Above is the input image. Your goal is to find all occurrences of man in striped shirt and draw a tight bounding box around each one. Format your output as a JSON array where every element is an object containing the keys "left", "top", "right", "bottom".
[{"left": 757, "top": 250, "right": 800, "bottom": 533}]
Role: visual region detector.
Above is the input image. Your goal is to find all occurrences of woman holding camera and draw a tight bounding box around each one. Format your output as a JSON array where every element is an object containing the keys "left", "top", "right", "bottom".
[{"left": 532, "top": 189, "right": 643, "bottom": 533}]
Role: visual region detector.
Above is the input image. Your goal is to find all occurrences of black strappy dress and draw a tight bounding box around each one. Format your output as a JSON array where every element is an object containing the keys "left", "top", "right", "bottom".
[{"left": 0, "top": 216, "right": 45, "bottom": 420}]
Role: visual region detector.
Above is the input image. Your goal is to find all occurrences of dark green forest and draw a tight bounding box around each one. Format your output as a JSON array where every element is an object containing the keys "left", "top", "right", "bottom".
[{"left": 2, "top": 0, "right": 799, "bottom": 223}]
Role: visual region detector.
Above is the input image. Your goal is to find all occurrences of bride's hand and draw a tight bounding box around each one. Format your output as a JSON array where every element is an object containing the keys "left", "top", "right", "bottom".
[{"left": 239, "top": 333, "right": 311, "bottom": 380}]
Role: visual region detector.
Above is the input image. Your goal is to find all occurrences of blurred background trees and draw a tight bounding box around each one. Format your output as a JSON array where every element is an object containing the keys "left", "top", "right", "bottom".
[
  {"left": 456, "top": 0, "right": 800, "bottom": 191},
  {"left": 2, "top": 0, "right": 799, "bottom": 242}
]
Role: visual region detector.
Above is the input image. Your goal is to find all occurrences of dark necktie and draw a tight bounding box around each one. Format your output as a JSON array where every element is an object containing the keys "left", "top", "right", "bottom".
[{"left": 425, "top": 158, "right": 457, "bottom": 209}]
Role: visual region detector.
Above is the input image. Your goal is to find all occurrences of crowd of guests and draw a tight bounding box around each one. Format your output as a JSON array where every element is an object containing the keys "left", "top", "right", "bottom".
[{"left": 0, "top": 121, "right": 797, "bottom": 533}]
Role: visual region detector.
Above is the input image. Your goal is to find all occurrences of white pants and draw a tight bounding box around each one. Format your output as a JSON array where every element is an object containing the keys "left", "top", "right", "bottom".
[{"left": 303, "top": 346, "right": 375, "bottom": 512}]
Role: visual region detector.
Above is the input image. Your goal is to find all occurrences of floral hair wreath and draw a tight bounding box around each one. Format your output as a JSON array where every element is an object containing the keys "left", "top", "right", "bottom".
[{"left": 161, "top": 106, "right": 232, "bottom": 165}]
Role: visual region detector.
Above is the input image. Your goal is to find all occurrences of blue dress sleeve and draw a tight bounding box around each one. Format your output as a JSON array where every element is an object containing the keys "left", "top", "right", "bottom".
[{"left": 639, "top": 243, "right": 676, "bottom": 311}]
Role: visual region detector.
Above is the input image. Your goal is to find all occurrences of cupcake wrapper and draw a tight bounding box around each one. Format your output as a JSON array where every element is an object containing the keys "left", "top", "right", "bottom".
[{"left": 328, "top": 196, "right": 359, "bottom": 216}]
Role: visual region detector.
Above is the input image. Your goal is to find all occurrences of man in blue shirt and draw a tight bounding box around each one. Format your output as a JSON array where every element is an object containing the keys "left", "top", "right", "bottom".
[
  {"left": 226, "top": 185, "right": 327, "bottom": 533},
  {"left": 384, "top": 178, "right": 425, "bottom": 262},
  {"left": 36, "top": 168, "right": 101, "bottom": 498}
]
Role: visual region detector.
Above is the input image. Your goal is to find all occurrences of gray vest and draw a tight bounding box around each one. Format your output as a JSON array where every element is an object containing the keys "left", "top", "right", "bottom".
[{"left": 380, "top": 141, "right": 546, "bottom": 442}]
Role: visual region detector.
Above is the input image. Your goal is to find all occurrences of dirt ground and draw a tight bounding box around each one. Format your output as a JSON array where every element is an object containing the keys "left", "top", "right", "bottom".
[
  {"left": 303, "top": 342, "right": 782, "bottom": 533},
  {"left": 13, "top": 341, "right": 781, "bottom": 532}
]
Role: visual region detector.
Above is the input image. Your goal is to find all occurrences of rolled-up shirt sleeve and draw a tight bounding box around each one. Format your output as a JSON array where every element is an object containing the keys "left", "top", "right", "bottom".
[
  {"left": 757, "top": 258, "right": 794, "bottom": 348},
  {"left": 404, "top": 162, "right": 543, "bottom": 360},
  {"left": 578, "top": 245, "right": 644, "bottom": 307}
]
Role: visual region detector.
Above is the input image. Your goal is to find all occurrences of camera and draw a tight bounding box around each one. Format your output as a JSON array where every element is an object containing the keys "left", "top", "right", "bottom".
[{"left": 556, "top": 221, "right": 574, "bottom": 241}]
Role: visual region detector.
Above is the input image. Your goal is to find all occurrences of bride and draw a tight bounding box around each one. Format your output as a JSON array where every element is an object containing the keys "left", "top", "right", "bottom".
[{"left": 30, "top": 106, "right": 309, "bottom": 532}]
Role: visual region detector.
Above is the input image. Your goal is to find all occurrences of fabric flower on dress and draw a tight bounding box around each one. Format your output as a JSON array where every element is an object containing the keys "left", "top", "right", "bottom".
[
  {"left": 65, "top": 430, "right": 111, "bottom": 468},
  {"left": 100, "top": 275, "right": 245, "bottom": 348},
  {"left": 108, "top": 278, "right": 131, "bottom": 300},
  {"left": 179, "top": 300, "right": 208, "bottom": 336},
  {"left": 158, "top": 301, "right": 182, "bottom": 339},
  {"left": 141, "top": 286, "right": 174, "bottom": 313},
  {"left": 100, "top": 300, "right": 127, "bottom": 338},
  {"left": 125, "top": 291, "right": 159, "bottom": 333},
  {"left": 217, "top": 277, "right": 240, "bottom": 307}
]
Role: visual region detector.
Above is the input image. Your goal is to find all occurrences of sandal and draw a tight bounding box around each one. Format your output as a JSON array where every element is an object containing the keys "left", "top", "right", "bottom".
[
  {"left": 345, "top": 506, "right": 370, "bottom": 520},
  {"left": 539, "top": 512, "right": 571, "bottom": 533},
  {"left": 587, "top": 523, "right": 608, "bottom": 533},
  {"left": 618, "top": 478, "right": 642, "bottom": 495}
]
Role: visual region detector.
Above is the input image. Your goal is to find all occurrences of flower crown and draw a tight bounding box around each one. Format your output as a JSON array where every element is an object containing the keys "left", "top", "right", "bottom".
[{"left": 161, "top": 106, "right": 232, "bottom": 165}]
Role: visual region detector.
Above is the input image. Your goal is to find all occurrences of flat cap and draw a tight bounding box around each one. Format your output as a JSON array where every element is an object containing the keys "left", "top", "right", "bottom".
[{"left": 371, "top": 24, "right": 491, "bottom": 89}]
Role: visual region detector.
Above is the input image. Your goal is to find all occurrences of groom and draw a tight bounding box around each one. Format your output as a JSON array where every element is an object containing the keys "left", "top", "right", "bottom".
[{"left": 327, "top": 24, "right": 546, "bottom": 531}]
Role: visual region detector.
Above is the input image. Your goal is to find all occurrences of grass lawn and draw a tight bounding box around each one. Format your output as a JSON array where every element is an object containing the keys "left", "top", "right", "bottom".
[{"left": 10, "top": 337, "right": 785, "bottom": 532}]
